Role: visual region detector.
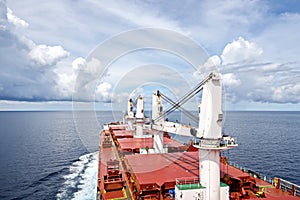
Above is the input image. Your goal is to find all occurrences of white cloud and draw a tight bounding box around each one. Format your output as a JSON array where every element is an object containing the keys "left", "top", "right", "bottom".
[
  {"left": 0, "top": 1, "right": 72, "bottom": 102},
  {"left": 204, "top": 55, "right": 221, "bottom": 70},
  {"left": 6, "top": 8, "right": 29, "bottom": 28},
  {"left": 96, "top": 82, "right": 112, "bottom": 102},
  {"left": 0, "top": 0, "right": 7, "bottom": 30},
  {"left": 261, "top": 63, "right": 281, "bottom": 72},
  {"left": 55, "top": 57, "right": 87, "bottom": 98},
  {"left": 56, "top": 72, "right": 76, "bottom": 97},
  {"left": 0, "top": 100, "right": 72, "bottom": 111},
  {"left": 2, "top": 0, "right": 300, "bottom": 110},
  {"left": 29, "top": 44, "right": 69, "bottom": 66},
  {"left": 221, "top": 37, "right": 263, "bottom": 65},
  {"left": 222, "top": 73, "right": 241, "bottom": 88},
  {"left": 72, "top": 57, "right": 86, "bottom": 72},
  {"left": 272, "top": 84, "right": 300, "bottom": 103},
  {"left": 214, "top": 35, "right": 300, "bottom": 105},
  {"left": 193, "top": 55, "right": 221, "bottom": 77},
  {"left": 256, "top": 75, "right": 274, "bottom": 85},
  {"left": 91, "top": 1, "right": 183, "bottom": 32},
  {"left": 82, "top": 57, "right": 102, "bottom": 75}
]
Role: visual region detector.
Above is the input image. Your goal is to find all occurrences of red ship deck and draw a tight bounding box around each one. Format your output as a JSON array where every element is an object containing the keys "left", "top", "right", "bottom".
[
  {"left": 98, "top": 124, "right": 300, "bottom": 200},
  {"left": 126, "top": 151, "right": 198, "bottom": 186},
  {"left": 97, "top": 129, "right": 128, "bottom": 200},
  {"left": 124, "top": 151, "right": 299, "bottom": 199},
  {"left": 112, "top": 128, "right": 155, "bottom": 139},
  {"left": 113, "top": 129, "right": 134, "bottom": 138},
  {"left": 117, "top": 137, "right": 187, "bottom": 153}
]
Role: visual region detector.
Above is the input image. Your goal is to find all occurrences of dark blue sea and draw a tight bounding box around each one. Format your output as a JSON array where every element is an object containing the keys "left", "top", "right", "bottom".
[{"left": 0, "top": 111, "right": 299, "bottom": 199}]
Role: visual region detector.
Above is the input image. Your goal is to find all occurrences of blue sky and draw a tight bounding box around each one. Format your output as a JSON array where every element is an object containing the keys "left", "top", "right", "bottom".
[{"left": 0, "top": 0, "right": 300, "bottom": 111}]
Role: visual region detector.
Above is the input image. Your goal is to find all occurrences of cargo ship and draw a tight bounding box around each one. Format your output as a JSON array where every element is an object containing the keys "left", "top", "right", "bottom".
[{"left": 96, "top": 72, "right": 300, "bottom": 200}]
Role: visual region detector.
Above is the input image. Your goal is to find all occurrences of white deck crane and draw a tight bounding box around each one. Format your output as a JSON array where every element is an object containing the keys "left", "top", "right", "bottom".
[
  {"left": 152, "top": 91, "right": 166, "bottom": 153},
  {"left": 152, "top": 72, "right": 237, "bottom": 200}
]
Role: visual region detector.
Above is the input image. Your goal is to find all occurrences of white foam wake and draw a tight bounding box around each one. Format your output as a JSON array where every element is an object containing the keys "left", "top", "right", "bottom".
[{"left": 56, "top": 151, "right": 98, "bottom": 200}]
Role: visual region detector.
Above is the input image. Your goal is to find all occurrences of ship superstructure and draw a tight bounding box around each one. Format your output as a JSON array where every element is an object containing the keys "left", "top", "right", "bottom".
[{"left": 97, "top": 72, "right": 300, "bottom": 200}]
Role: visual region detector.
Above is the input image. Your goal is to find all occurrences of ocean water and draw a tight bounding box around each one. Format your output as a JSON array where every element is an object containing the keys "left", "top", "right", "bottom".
[
  {"left": 223, "top": 111, "right": 300, "bottom": 185},
  {"left": 0, "top": 111, "right": 299, "bottom": 200}
]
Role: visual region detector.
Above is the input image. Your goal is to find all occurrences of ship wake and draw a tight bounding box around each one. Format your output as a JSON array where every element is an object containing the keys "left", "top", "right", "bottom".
[{"left": 56, "top": 151, "right": 98, "bottom": 200}]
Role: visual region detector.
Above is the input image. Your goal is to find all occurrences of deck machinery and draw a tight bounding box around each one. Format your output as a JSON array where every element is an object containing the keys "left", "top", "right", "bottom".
[
  {"left": 97, "top": 72, "right": 300, "bottom": 200},
  {"left": 151, "top": 72, "right": 237, "bottom": 200}
]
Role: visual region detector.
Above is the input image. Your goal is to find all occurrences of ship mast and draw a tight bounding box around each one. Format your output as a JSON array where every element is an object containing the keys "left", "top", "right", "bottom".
[
  {"left": 135, "top": 95, "right": 144, "bottom": 138},
  {"left": 152, "top": 91, "right": 165, "bottom": 153},
  {"left": 127, "top": 98, "right": 134, "bottom": 130}
]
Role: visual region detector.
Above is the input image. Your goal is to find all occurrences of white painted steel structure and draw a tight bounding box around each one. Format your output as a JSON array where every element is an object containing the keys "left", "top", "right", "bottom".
[
  {"left": 152, "top": 72, "right": 237, "bottom": 200},
  {"left": 127, "top": 98, "right": 134, "bottom": 130},
  {"left": 135, "top": 96, "right": 144, "bottom": 138}
]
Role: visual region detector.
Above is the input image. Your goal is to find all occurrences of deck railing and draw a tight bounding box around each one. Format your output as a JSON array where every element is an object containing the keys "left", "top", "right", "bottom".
[
  {"left": 274, "top": 177, "right": 300, "bottom": 197},
  {"left": 176, "top": 177, "right": 200, "bottom": 185},
  {"left": 227, "top": 161, "right": 300, "bottom": 197}
]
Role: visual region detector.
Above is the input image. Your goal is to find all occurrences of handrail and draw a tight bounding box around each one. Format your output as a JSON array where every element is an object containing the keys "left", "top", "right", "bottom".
[
  {"left": 227, "top": 161, "right": 300, "bottom": 197},
  {"left": 274, "top": 177, "right": 300, "bottom": 197},
  {"left": 176, "top": 177, "right": 200, "bottom": 185}
]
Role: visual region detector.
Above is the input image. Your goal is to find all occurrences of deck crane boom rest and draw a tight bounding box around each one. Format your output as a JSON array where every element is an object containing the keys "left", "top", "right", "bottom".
[{"left": 152, "top": 72, "right": 237, "bottom": 200}]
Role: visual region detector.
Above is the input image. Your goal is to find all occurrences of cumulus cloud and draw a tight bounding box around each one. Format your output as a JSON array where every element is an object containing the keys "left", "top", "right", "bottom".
[
  {"left": 58, "top": 57, "right": 112, "bottom": 102},
  {"left": 0, "top": 2, "right": 70, "bottom": 102},
  {"left": 56, "top": 72, "right": 75, "bottom": 98},
  {"left": 72, "top": 57, "right": 86, "bottom": 72},
  {"left": 193, "top": 55, "right": 221, "bottom": 77},
  {"left": 221, "top": 37, "right": 263, "bottom": 65},
  {"left": 29, "top": 44, "right": 69, "bottom": 66},
  {"left": 272, "top": 84, "right": 300, "bottom": 103},
  {"left": 6, "top": 8, "right": 29, "bottom": 28},
  {"left": 82, "top": 57, "right": 102, "bottom": 75},
  {"left": 96, "top": 82, "right": 112, "bottom": 102},
  {"left": 55, "top": 57, "right": 87, "bottom": 98},
  {"left": 1, "top": 0, "right": 300, "bottom": 110},
  {"left": 204, "top": 55, "right": 221, "bottom": 70},
  {"left": 215, "top": 36, "right": 300, "bottom": 106},
  {"left": 222, "top": 73, "right": 241, "bottom": 88},
  {"left": 71, "top": 57, "right": 118, "bottom": 103}
]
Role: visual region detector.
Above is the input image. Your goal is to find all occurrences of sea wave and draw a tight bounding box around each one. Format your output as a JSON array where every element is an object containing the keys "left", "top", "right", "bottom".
[{"left": 56, "top": 152, "right": 98, "bottom": 200}]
